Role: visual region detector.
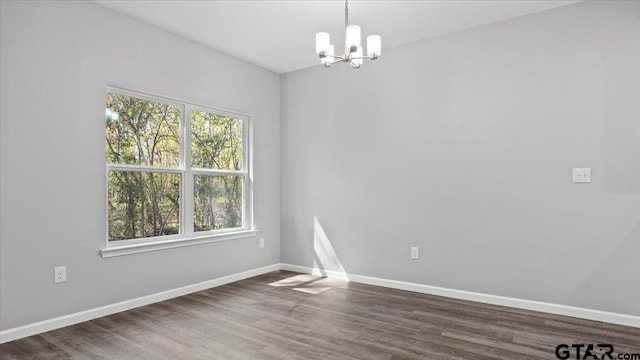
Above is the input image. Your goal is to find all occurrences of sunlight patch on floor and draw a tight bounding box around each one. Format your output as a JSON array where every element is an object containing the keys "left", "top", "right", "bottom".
[
  {"left": 269, "top": 274, "right": 320, "bottom": 287},
  {"left": 293, "top": 286, "right": 332, "bottom": 295},
  {"left": 269, "top": 274, "right": 336, "bottom": 295}
]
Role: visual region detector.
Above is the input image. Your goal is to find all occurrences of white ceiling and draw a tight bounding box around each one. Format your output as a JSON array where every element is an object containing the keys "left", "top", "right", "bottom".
[{"left": 93, "top": 0, "right": 580, "bottom": 74}]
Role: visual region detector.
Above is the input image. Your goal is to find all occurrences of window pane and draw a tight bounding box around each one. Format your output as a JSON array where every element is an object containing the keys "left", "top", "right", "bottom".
[
  {"left": 191, "top": 110, "right": 243, "bottom": 170},
  {"left": 194, "top": 175, "right": 243, "bottom": 232},
  {"left": 106, "top": 93, "right": 180, "bottom": 167},
  {"left": 108, "top": 171, "right": 180, "bottom": 241}
]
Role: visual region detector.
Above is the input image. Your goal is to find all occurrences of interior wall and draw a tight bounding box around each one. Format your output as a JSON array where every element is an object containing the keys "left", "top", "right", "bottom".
[
  {"left": 0, "top": 1, "right": 280, "bottom": 330},
  {"left": 281, "top": 0, "right": 640, "bottom": 316}
]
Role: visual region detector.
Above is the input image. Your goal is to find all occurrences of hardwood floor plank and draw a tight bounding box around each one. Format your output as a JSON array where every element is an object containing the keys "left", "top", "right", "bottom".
[{"left": 1, "top": 270, "right": 638, "bottom": 360}]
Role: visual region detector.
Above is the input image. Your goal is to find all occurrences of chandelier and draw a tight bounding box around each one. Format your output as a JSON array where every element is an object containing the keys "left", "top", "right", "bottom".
[{"left": 315, "top": 0, "right": 381, "bottom": 69}]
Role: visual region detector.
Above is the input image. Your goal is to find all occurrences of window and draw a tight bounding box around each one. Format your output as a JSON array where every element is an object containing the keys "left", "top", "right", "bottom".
[{"left": 105, "top": 87, "right": 252, "bottom": 248}]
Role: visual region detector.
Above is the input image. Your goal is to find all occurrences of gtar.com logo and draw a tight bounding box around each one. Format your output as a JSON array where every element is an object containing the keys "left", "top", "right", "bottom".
[
  {"left": 555, "top": 344, "right": 640, "bottom": 360},
  {"left": 555, "top": 344, "right": 613, "bottom": 359}
]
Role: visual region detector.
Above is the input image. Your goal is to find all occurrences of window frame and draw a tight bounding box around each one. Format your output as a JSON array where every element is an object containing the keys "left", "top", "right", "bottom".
[{"left": 102, "top": 86, "right": 254, "bottom": 257}]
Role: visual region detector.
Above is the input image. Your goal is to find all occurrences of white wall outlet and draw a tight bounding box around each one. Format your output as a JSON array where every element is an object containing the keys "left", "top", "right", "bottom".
[
  {"left": 411, "top": 247, "right": 419, "bottom": 260},
  {"left": 572, "top": 168, "right": 591, "bottom": 183},
  {"left": 54, "top": 266, "right": 66, "bottom": 283},
  {"left": 259, "top": 238, "right": 264, "bottom": 248}
]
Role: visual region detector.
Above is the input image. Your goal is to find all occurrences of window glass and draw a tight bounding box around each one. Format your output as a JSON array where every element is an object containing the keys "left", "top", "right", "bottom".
[
  {"left": 106, "top": 92, "right": 180, "bottom": 167},
  {"left": 107, "top": 171, "right": 180, "bottom": 241},
  {"left": 191, "top": 110, "right": 243, "bottom": 170},
  {"left": 194, "top": 175, "right": 243, "bottom": 232}
]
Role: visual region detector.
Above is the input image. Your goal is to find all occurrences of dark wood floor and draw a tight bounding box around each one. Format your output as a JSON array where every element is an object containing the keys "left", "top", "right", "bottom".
[{"left": 1, "top": 270, "right": 638, "bottom": 359}]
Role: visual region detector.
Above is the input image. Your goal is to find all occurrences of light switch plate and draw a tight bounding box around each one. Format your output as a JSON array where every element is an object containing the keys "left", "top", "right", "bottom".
[{"left": 573, "top": 168, "right": 591, "bottom": 183}]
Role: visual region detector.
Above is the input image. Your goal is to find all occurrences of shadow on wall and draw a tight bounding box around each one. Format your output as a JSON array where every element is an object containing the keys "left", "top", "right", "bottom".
[{"left": 313, "top": 216, "right": 349, "bottom": 280}]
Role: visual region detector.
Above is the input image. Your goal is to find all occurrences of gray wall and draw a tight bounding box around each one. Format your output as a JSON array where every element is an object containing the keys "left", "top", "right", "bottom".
[
  {"left": 2, "top": 0, "right": 638, "bottom": 333},
  {"left": 281, "top": 0, "right": 640, "bottom": 316},
  {"left": 0, "top": 1, "right": 280, "bottom": 330}
]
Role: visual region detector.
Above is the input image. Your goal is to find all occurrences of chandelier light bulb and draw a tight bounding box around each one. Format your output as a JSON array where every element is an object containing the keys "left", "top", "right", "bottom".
[
  {"left": 345, "top": 25, "right": 361, "bottom": 53},
  {"left": 322, "top": 45, "right": 335, "bottom": 67},
  {"left": 315, "top": 32, "right": 330, "bottom": 56},
  {"left": 366, "top": 35, "right": 381, "bottom": 59}
]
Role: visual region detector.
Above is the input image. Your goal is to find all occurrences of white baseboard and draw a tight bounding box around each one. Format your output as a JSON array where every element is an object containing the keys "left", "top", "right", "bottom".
[
  {"left": 280, "top": 263, "right": 640, "bottom": 328},
  {"left": 0, "top": 263, "right": 280, "bottom": 344},
  {"left": 3, "top": 262, "right": 637, "bottom": 344}
]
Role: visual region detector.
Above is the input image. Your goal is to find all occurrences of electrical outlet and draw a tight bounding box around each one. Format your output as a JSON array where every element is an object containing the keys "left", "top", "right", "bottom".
[
  {"left": 259, "top": 238, "right": 264, "bottom": 248},
  {"left": 411, "top": 247, "right": 419, "bottom": 260},
  {"left": 54, "top": 266, "right": 66, "bottom": 283}
]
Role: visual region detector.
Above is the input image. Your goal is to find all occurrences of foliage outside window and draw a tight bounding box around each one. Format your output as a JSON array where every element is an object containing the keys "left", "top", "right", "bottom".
[{"left": 105, "top": 88, "right": 249, "bottom": 243}]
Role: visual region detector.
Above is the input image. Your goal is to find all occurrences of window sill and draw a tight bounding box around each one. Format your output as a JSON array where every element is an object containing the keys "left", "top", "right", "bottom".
[{"left": 100, "top": 230, "right": 258, "bottom": 258}]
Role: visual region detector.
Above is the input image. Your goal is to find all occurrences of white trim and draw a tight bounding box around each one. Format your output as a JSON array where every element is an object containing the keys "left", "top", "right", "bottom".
[
  {"left": 280, "top": 263, "right": 640, "bottom": 328},
  {"left": 281, "top": 263, "right": 351, "bottom": 281},
  {"left": 191, "top": 168, "right": 245, "bottom": 176},
  {"left": 243, "top": 115, "right": 253, "bottom": 231},
  {"left": 4, "top": 263, "right": 637, "bottom": 345},
  {"left": 106, "top": 164, "right": 183, "bottom": 173},
  {"left": 106, "top": 85, "right": 253, "bottom": 120},
  {"left": 0, "top": 263, "right": 280, "bottom": 344},
  {"left": 100, "top": 229, "right": 258, "bottom": 258},
  {"left": 182, "top": 103, "right": 192, "bottom": 236}
]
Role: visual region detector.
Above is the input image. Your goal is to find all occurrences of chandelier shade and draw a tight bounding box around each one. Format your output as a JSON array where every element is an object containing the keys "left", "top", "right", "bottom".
[
  {"left": 321, "top": 45, "right": 335, "bottom": 66},
  {"left": 315, "top": 32, "right": 330, "bottom": 55},
  {"left": 366, "top": 35, "right": 381, "bottom": 59},
  {"left": 345, "top": 25, "right": 361, "bottom": 53},
  {"left": 315, "top": 0, "right": 381, "bottom": 69}
]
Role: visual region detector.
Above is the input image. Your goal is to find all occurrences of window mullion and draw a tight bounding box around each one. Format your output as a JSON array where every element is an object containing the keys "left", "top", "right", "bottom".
[
  {"left": 106, "top": 164, "right": 182, "bottom": 173},
  {"left": 244, "top": 117, "right": 252, "bottom": 230},
  {"left": 183, "top": 104, "right": 194, "bottom": 235},
  {"left": 191, "top": 169, "right": 245, "bottom": 176}
]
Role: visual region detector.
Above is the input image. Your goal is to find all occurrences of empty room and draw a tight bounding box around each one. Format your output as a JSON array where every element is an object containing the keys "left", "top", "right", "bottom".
[{"left": 0, "top": 0, "right": 639, "bottom": 359}]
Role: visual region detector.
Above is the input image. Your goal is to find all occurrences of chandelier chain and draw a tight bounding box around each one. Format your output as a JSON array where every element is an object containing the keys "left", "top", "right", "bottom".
[{"left": 345, "top": 0, "right": 349, "bottom": 27}]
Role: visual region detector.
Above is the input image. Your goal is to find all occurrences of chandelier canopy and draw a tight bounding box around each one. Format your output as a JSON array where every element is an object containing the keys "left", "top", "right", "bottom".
[{"left": 315, "top": 0, "right": 381, "bottom": 69}]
